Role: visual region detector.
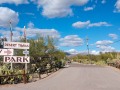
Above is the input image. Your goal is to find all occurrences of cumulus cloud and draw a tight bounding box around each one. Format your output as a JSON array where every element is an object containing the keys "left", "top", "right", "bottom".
[
  {"left": 95, "top": 40, "right": 115, "bottom": 52},
  {"left": 88, "top": 22, "right": 111, "bottom": 27},
  {"left": 66, "top": 49, "right": 100, "bottom": 55},
  {"left": 60, "top": 35, "right": 83, "bottom": 47},
  {"left": 0, "top": 7, "right": 19, "bottom": 28},
  {"left": 96, "top": 40, "right": 113, "bottom": 45},
  {"left": 66, "top": 49, "right": 80, "bottom": 55},
  {"left": 27, "top": 21, "right": 34, "bottom": 28},
  {"left": 32, "top": 0, "right": 89, "bottom": 18},
  {"left": 0, "top": 0, "right": 29, "bottom": 5},
  {"left": 108, "top": 34, "right": 118, "bottom": 39},
  {"left": 97, "top": 45, "right": 115, "bottom": 52},
  {"left": 80, "top": 50, "right": 100, "bottom": 55},
  {"left": 0, "top": 29, "right": 21, "bottom": 41},
  {"left": 72, "top": 21, "right": 90, "bottom": 28},
  {"left": 90, "top": 50, "right": 100, "bottom": 55},
  {"left": 15, "top": 27, "right": 60, "bottom": 39},
  {"left": 72, "top": 20, "right": 112, "bottom": 28},
  {"left": 114, "top": 0, "right": 120, "bottom": 12},
  {"left": 0, "top": 25, "right": 60, "bottom": 41},
  {"left": 101, "top": 0, "right": 106, "bottom": 4},
  {"left": 23, "top": 13, "right": 35, "bottom": 16},
  {"left": 84, "top": 6, "right": 94, "bottom": 11}
]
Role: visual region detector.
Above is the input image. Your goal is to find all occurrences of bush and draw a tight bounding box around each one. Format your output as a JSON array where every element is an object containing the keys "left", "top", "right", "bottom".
[{"left": 94, "top": 60, "right": 106, "bottom": 66}]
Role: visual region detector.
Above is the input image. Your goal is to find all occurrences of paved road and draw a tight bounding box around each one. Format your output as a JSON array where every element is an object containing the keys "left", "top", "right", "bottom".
[{"left": 1, "top": 63, "right": 120, "bottom": 90}]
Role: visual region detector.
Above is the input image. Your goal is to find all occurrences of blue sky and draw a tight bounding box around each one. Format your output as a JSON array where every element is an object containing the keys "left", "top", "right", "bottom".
[{"left": 0, "top": 0, "right": 120, "bottom": 54}]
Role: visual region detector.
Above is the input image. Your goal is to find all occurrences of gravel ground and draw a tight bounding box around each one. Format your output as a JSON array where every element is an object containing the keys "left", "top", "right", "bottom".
[{"left": 1, "top": 63, "right": 120, "bottom": 90}]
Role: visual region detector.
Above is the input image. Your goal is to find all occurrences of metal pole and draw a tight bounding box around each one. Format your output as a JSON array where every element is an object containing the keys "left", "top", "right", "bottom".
[
  {"left": 9, "top": 21, "right": 13, "bottom": 70},
  {"left": 24, "top": 26, "right": 28, "bottom": 73},
  {"left": 86, "top": 37, "right": 90, "bottom": 63},
  {"left": 10, "top": 21, "right": 12, "bottom": 42}
]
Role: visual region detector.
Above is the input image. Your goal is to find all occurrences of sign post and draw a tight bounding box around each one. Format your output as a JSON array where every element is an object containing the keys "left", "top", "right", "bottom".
[
  {"left": 3, "top": 41, "right": 30, "bottom": 71},
  {"left": 23, "top": 50, "right": 29, "bottom": 55},
  {"left": 3, "top": 25, "right": 30, "bottom": 73},
  {"left": 23, "top": 49, "right": 29, "bottom": 72},
  {"left": 24, "top": 26, "right": 28, "bottom": 73},
  {"left": 9, "top": 21, "right": 13, "bottom": 70}
]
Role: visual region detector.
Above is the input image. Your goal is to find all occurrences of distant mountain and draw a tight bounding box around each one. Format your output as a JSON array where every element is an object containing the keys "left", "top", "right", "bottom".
[{"left": 65, "top": 52, "right": 71, "bottom": 56}]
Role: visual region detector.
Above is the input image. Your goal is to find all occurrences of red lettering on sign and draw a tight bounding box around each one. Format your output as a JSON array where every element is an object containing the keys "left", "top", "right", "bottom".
[
  {"left": 18, "top": 44, "right": 29, "bottom": 47},
  {"left": 23, "top": 57, "right": 29, "bottom": 62},
  {"left": 10, "top": 57, "right": 16, "bottom": 62},
  {"left": 5, "top": 57, "right": 10, "bottom": 62},
  {"left": 0, "top": 50, "right": 2, "bottom": 53},
  {"left": 4, "top": 56, "right": 29, "bottom": 63},
  {"left": 5, "top": 43, "right": 17, "bottom": 47},
  {"left": 17, "top": 57, "right": 22, "bottom": 62},
  {"left": 13, "top": 44, "right": 17, "bottom": 47}
]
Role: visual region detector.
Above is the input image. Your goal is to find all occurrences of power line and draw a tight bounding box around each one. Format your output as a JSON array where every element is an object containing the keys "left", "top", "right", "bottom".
[{"left": 101, "top": 39, "right": 120, "bottom": 46}]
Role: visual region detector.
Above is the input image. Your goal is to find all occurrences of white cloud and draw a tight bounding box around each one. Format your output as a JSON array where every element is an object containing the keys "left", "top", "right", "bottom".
[
  {"left": 33, "top": 0, "right": 89, "bottom": 18},
  {"left": 96, "top": 40, "right": 113, "bottom": 45},
  {"left": 88, "top": 22, "right": 111, "bottom": 27},
  {"left": 0, "top": 7, "right": 19, "bottom": 28},
  {"left": 90, "top": 50, "right": 100, "bottom": 55},
  {"left": 84, "top": 7, "right": 94, "bottom": 11},
  {"left": 72, "top": 21, "right": 90, "bottom": 28},
  {"left": 108, "top": 34, "right": 118, "bottom": 39},
  {"left": 0, "top": 26, "right": 60, "bottom": 41},
  {"left": 15, "top": 27, "right": 60, "bottom": 39},
  {"left": 114, "top": 0, "right": 120, "bottom": 12},
  {"left": 66, "top": 49, "right": 100, "bottom": 55},
  {"left": 97, "top": 45, "right": 115, "bottom": 52},
  {"left": 0, "top": 0, "right": 29, "bottom": 5},
  {"left": 80, "top": 50, "right": 100, "bottom": 55},
  {"left": 60, "top": 35, "right": 83, "bottom": 47},
  {"left": 95, "top": 40, "right": 115, "bottom": 52},
  {"left": 24, "top": 13, "right": 35, "bottom": 16},
  {"left": 66, "top": 49, "right": 80, "bottom": 55},
  {"left": 27, "top": 21, "right": 34, "bottom": 28},
  {"left": 72, "top": 20, "right": 112, "bottom": 28},
  {"left": 0, "top": 29, "right": 21, "bottom": 41},
  {"left": 101, "top": 0, "right": 106, "bottom": 4}
]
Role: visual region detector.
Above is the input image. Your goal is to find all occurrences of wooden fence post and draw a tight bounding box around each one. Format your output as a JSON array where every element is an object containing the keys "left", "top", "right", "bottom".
[
  {"left": 23, "top": 70, "right": 26, "bottom": 84},
  {"left": 0, "top": 76, "right": 1, "bottom": 84},
  {"left": 39, "top": 72, "right": 41, "bottom": 79}
]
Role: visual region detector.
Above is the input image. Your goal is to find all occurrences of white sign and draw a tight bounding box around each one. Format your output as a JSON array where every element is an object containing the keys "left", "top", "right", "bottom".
[
  {"left": 4, "top": 56, "right": 30, "bottom": 63},
  {"left": 0, "top": 49, "right": 14, "bottom": 55},
  {"left": 4, "top": 41, "right": 30, "bottom": 49},
  {"left": 23, "top": 50, "right": 29, "bottom": 55}
]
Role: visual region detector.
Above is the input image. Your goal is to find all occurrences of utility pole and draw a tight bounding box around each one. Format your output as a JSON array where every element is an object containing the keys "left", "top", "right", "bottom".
[
  {"left": 9, "top": 21, "right": 13, "bottom": 42},
  {"left": 86, "top": 37, "right": 91, "bottom": 63},
  {"left": 24, "top": 26, "right": 27, "bottom": 42},
  {"left": 24, "top": 26, "right": 28, "bottom": 73},
  {"left": 9, "top": 21, "right": 13, "bottom": 70}
]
